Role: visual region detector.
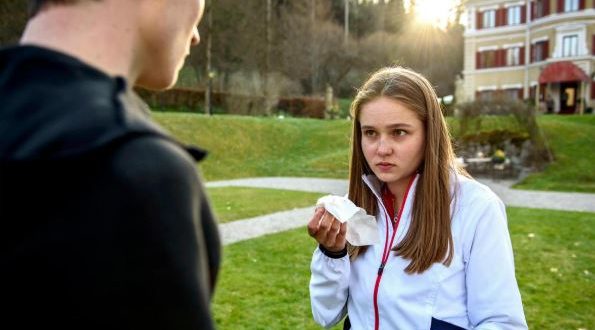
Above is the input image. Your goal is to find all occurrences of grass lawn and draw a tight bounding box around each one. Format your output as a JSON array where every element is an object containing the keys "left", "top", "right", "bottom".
[
  {"left": 513, "top": 115, "right": 595, "bottom": 193},
  {"left": 213, "top": 227, "right": 341, "bottom": 330},
  {"left": 154, "top": 112, "right": 594, "bottom": 192},
  {"left": 508, "top": 207, "right": 595, "bottom": 329},
  {"left": 207, "top": 187, "right": 324, "bottom": 223},
  {"left": 154, "top": 113, "right": 351, "bottom": 181},
  {"left": 212, "top": 207, "right": 595, "bottom": 329}
]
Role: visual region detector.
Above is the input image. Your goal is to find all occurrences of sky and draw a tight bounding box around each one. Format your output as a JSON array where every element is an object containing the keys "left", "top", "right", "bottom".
[{"left": 404, "top": 0, "right": 463, "bottom": 29}]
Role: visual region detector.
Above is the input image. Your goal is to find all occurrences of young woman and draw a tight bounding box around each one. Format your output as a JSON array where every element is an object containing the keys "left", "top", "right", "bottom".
[{"left": 307, "top": 67, "right": 527, "bottom": 330}]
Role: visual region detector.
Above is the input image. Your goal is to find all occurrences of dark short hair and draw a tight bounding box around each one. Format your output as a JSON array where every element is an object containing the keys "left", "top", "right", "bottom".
[{"left": 28, "top": 0, "right": 99, "bottom": 17}]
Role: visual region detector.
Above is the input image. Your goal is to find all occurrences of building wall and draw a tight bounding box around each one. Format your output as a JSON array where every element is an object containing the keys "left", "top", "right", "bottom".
[{"left": 460, "top": 0, "right": 595, "bottom": 111}]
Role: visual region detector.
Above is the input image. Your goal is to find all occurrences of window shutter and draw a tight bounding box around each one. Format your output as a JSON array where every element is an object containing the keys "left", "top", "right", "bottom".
[
  {"left": 557, "top": 0, "right": 564, "bottom": 13},
  {"left": 531, "top": 44, "right": 535, "bottom": 62},
  {"left": 502, "top": 49, "right": 507, "bottom": 67},
  {"left": 592, "top": 35, "right": 595, "bottom": 55},
  {"left": 476, "top": 52, "right": 481, "bottom": 69},
  {"left": 531, "top": 1, "right": 536, "bottom": 19},
  {"left": 520, "top": 46, "right": 525, "bottom": 65},
  {"left": 544, "top": 40, "right": 549, "bottom": 60},
  {"left": 521, "top": 5, "right": 527, "bottom": 23},
  {"left": 580, "top": 0, "right": 586, "bottom": 10},
  {"left": 497, "top": 8, "right": 505, "bottom": 26},
  {"left": 496, "top": 49, "right": 506, "bottom": 66},
  {"left": 518, "top": 88, "right": 524, "bottom": 100},
  {"left": 502, "top": 7, "right": 507, "bottom": 25},
  {"left": 476, "top": 11, "right": 483, "bottom": 29},
  {"left": 544, "top": 0, "right": 550, "bottom": 15}
]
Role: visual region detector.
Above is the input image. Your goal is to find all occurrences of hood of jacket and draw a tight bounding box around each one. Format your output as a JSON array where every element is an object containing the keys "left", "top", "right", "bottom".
[{"left": 0, "top": 45, "right": 205, "bottom": 161}]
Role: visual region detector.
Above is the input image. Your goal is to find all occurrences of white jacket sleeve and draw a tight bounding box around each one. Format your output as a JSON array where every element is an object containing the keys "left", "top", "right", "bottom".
[
  {"left": 465, "top": 197, "right": 528, "bottom": 330},
  {"left": 309, "top": 247, "right": 350, "bottom": 328}
]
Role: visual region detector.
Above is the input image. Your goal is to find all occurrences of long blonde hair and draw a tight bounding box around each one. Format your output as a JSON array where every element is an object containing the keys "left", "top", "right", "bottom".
[{"left": 348, "top": 67, "right": 462, "bottom": 274}]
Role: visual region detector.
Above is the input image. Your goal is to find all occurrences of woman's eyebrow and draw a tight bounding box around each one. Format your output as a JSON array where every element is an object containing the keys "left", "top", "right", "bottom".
[{"left": 360, "top": 123, "right": 414, "bottom": 130}]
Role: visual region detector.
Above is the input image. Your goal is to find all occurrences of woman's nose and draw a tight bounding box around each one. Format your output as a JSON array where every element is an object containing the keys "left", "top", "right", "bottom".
[{"left": 377, "top": 137, "right": 392, "bottom": 156}]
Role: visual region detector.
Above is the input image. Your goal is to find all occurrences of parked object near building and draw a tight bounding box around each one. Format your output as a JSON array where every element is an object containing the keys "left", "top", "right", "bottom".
[{"left": 459, "top": 0, "right": 595, "bottom": 115}]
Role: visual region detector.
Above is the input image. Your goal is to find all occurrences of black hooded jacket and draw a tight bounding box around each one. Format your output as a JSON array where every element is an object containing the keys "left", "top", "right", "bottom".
[{"left": 0, "top": 46, "right": 220, "bottom": 329}]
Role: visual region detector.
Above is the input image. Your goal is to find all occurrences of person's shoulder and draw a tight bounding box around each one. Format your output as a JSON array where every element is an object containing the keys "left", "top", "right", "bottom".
[
  {"left": 109, "top": 136, "right": 200, "bottom": 192},
  {"left": 451, "top": 174, "right": 507, "bottom": 236},
  {"left": 453, "top": 173, "right": 502, "bottom": 208}
]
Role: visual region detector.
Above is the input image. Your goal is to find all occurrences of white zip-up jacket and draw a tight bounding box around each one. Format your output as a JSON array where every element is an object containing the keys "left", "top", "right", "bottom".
[{"left": 310, "top": 173, "right": 527, "bottom": 329}]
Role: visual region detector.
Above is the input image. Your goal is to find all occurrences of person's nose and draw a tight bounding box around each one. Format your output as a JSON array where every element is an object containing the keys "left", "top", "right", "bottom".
[
  {"left": 191, "top": 27, "right": 200, "bottom": 46},
  {"left": 377, "top": 136, "right": 392, "bottom": 156}
]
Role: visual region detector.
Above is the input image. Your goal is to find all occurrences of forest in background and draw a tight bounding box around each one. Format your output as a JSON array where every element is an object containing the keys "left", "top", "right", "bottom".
[{"left": 0, "top": 0, "right": 465, "bottom": 99}]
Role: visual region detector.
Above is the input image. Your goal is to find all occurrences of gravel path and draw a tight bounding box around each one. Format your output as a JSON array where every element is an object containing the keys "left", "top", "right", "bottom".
[{"left": 206, "top": 177, "right": 595, "bottom": 245}]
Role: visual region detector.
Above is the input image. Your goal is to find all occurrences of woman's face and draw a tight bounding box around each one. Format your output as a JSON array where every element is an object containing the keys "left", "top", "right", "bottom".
[{"left": 359, "top": 96, "right": 426, "bottom": 191}]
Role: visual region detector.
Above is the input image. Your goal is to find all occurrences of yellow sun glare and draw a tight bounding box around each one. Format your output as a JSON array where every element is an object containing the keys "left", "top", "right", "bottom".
[{"left": 406, "top": 0, "right": 459, "bottom": 29}]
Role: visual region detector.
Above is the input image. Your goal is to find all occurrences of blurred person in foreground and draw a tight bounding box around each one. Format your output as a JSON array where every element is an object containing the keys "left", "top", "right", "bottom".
[{"left": 0, "top": 0, "right": 220, "bottom": 328}]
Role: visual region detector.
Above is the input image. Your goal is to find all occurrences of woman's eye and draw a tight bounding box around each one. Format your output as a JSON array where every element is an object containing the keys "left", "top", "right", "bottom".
[
  {"left": 363, "top": 130, "right": 376, "bottom": 137},
  {"left": 393, "top": 129, "right": 407, "bottom": 136}
]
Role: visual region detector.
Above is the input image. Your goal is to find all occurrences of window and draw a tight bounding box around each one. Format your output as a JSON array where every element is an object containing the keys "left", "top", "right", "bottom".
[
  {"left": 565, "top": 0, "right": 579, "bottom": 12},
  {"left": 483, "top": 10, "right": 496, "bottom": 28},
  {"left": 478, "top": 50, "right": 497, "bottom": 68},
  {"left": 508, "top": 6, "right": 521, "bottom": 25},
  {"left": 507, "top": 47, "right": 520, "bottom": 66},
  {"left": 478, "top": 90, "right": 496, "bottom": 101},
  {"left": 533, "top": 0, "right": 551, "bottom": 19},
  {"left": 504, "top": 89, "right": 521, "bottom": 101},
  {"left": 535, "top": 0, "right": 544, "bottom": 18},
  {"left": 562, "top": 35, "right": 579, "bottom": 57},
  {"left": 533, "top": 41, "right": 548, "bottom": 62}
]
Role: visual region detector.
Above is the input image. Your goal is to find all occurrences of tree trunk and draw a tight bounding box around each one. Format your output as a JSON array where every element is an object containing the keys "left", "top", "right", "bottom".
[
  {"left": 310, "top": 0, "right": 316, "bottom": 94},
  {"left": 264, "top": 0, "right": 272, "bottom": 116},
  {"left": 344, "top": 0, "right": 349, "bottom": 44},
  {"left": 204, "top": 0, "right": 213, "bottom": 116}
]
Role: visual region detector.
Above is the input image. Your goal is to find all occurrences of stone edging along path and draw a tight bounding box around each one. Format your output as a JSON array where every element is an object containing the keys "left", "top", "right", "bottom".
[{"left": 206, "top": 177, "right": 595, "bottom": 245}]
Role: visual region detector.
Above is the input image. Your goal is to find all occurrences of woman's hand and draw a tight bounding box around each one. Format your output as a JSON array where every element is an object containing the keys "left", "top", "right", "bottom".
[{"left": 307, "top": 207, "right": 347, "bottom": 252}]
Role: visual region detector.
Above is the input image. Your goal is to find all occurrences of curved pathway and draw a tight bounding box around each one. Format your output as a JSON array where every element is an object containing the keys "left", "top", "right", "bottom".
[{"left": 206, "top": 177, "right": 595, "bottom": 245}]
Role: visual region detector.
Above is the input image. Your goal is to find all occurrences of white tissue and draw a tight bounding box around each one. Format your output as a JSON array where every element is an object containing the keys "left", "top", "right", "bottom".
[{"left": 316, "top": 195, "right": 379, "bottom": 246}]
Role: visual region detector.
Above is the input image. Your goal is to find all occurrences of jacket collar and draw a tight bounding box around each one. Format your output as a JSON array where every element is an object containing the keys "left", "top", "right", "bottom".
[
  {"left": 361, "top": 173, "right": 420, "bottom": 220},
  {"left": 361, "top": 173, "right": 420, "bottom": 200}
]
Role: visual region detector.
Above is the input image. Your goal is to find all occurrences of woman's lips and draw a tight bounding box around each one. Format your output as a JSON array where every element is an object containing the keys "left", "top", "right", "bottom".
[{"left": 376, "top": 162, "right": 395, "bottom": 172}]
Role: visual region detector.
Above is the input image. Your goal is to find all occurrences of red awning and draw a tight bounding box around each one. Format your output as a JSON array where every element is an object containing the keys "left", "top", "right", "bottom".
[{"left": 538, "top": 61, "right": 590, "bottom": 84}]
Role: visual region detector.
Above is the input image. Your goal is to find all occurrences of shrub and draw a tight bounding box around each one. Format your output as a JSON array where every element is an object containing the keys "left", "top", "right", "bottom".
[
  {"left": 276, "top": 96, "right": 325, "bottom": 118},
  {"left": 456, "top": 99, "right": 553, "bottom": 170},
  {"left": 135, "top": 87, "right": 226, "bottom": 112}
]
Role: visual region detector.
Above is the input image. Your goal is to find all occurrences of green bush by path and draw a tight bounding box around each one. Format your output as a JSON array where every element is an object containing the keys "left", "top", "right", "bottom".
[
  {"left": 212, "top": 207, "right": 595, "bottom": 329},
  {"left": 207, "top": 187, "right": 323, "bottom": 223}
]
